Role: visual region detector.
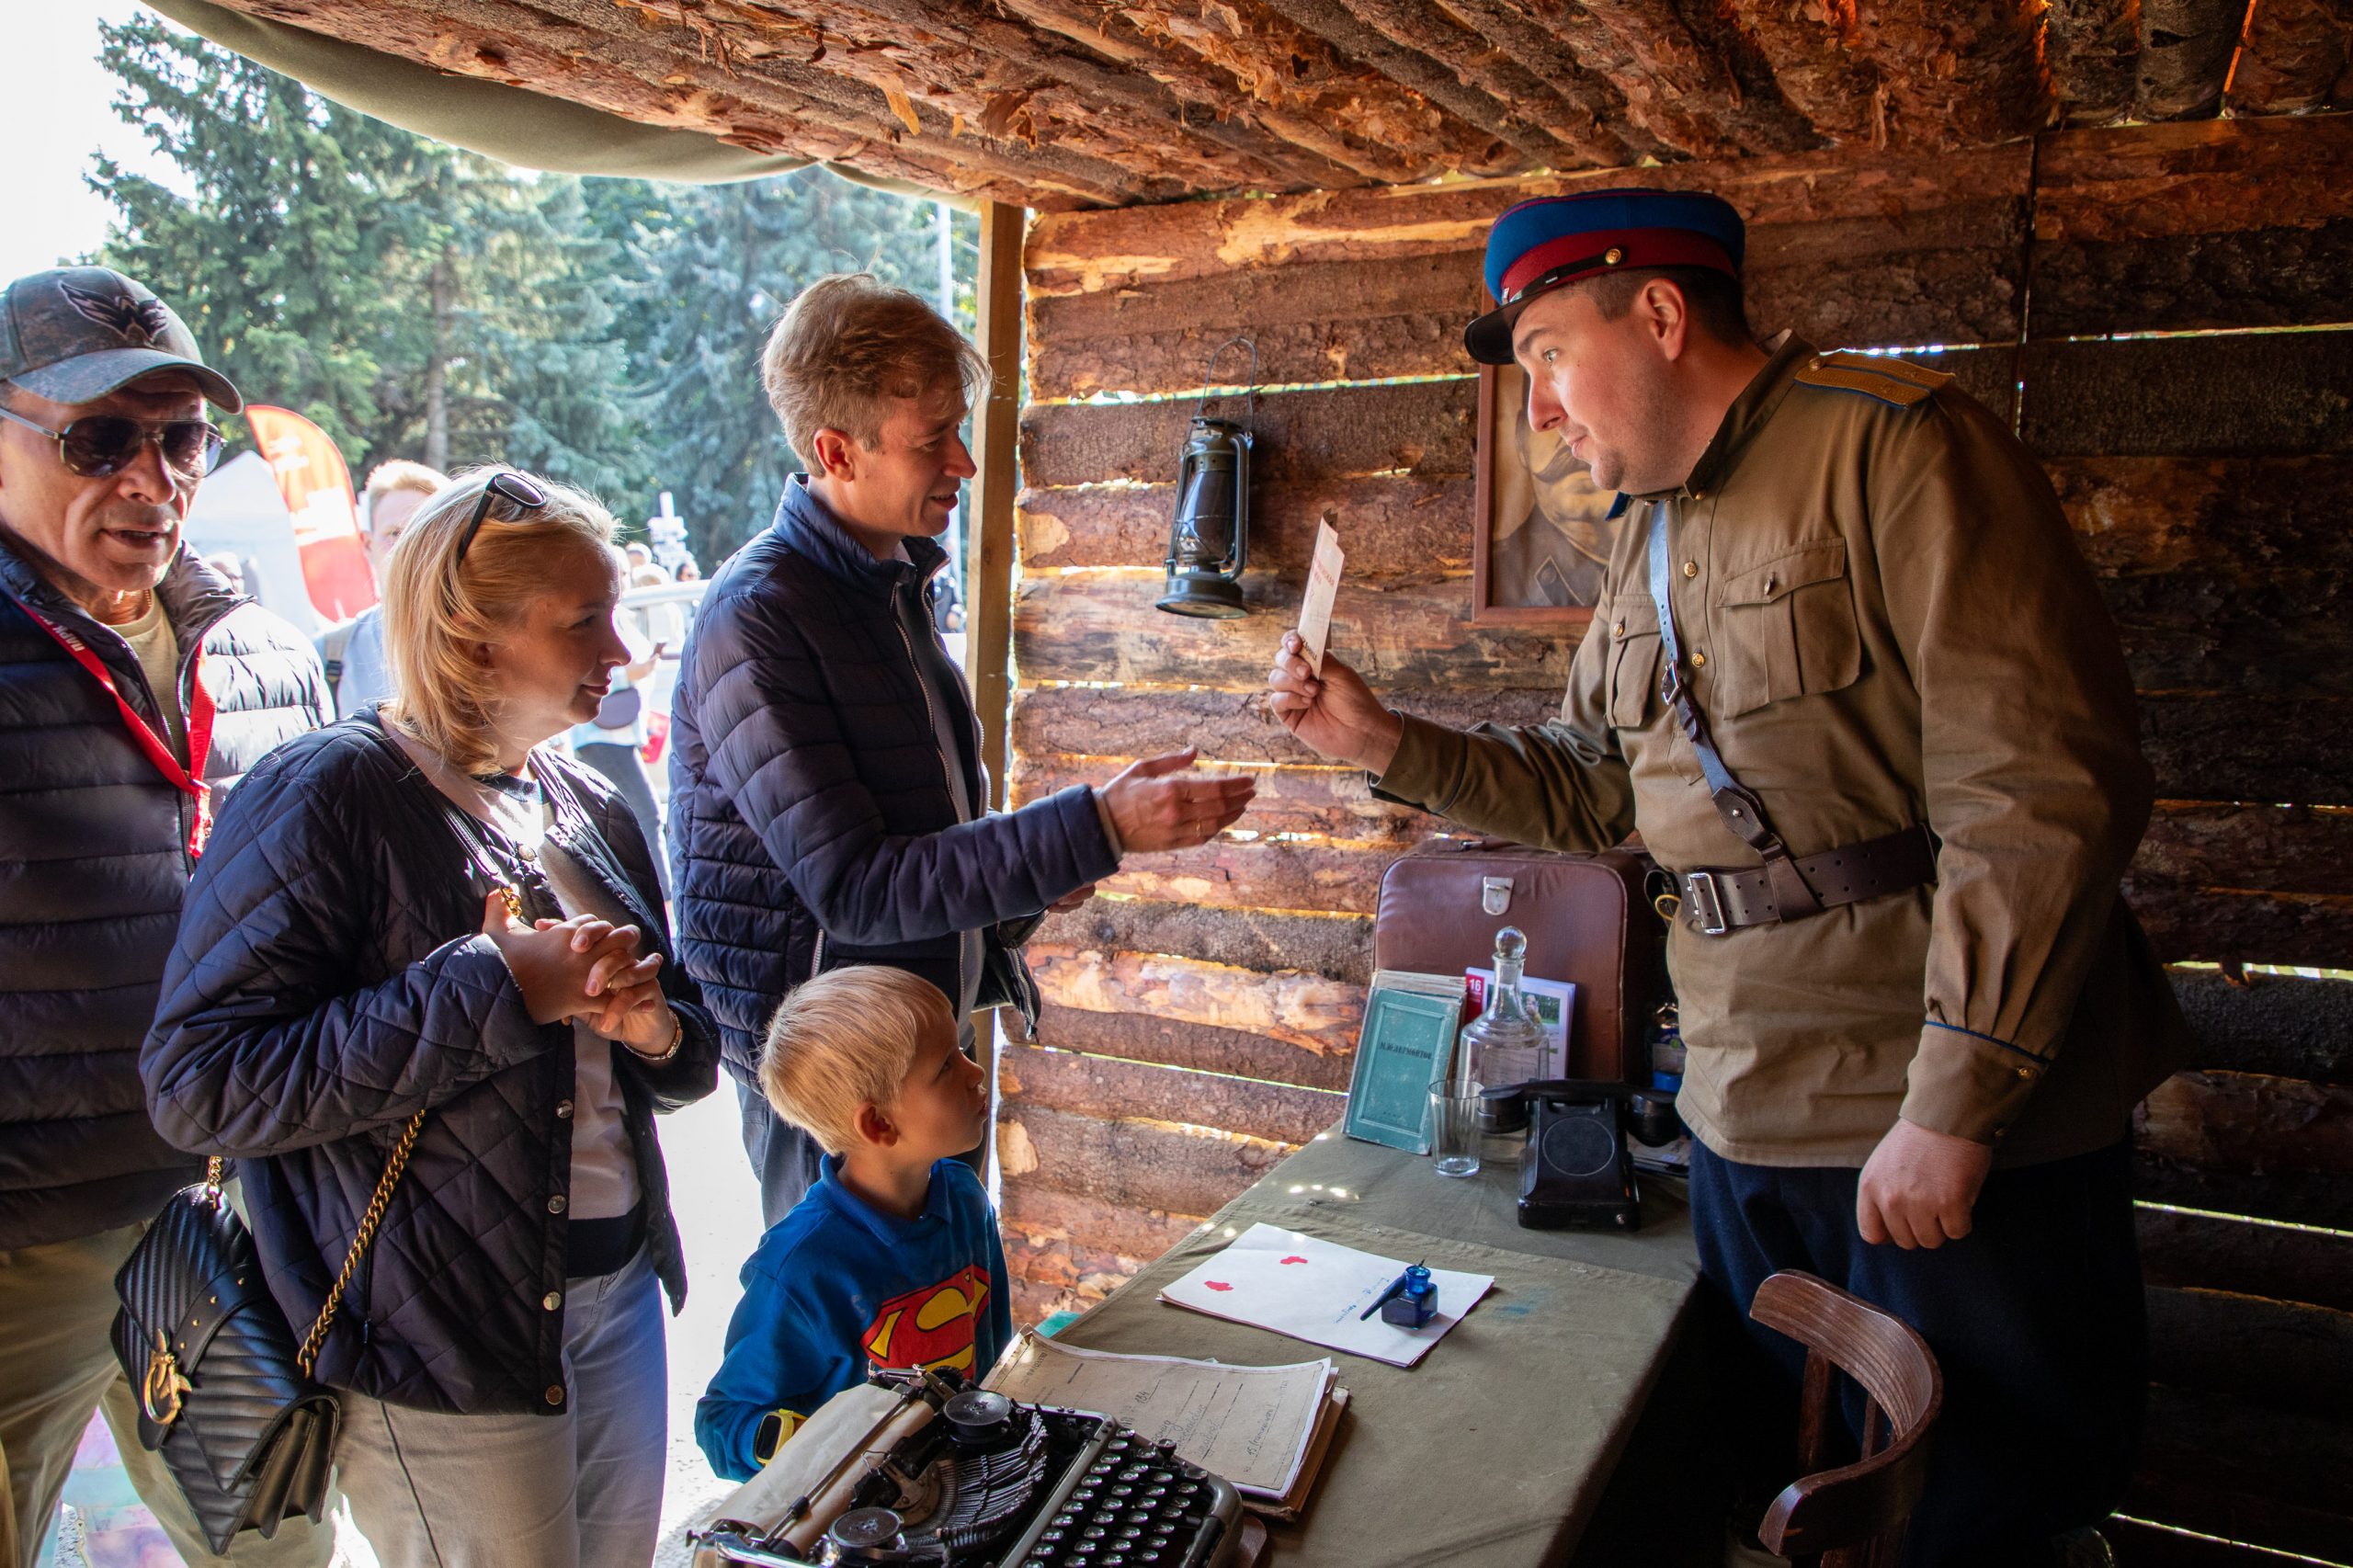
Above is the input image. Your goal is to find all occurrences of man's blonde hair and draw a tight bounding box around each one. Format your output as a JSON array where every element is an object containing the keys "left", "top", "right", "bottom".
[
  {"left": 761, "top": 966, "right": 954, "bottom": 1155},
  {"left": 759, "top": 274, "right": 988, "bottom": 467},
  {"left": 363, "top": 459, "right": 448, "bottom": 504},
  {"left": 379, "top": 466, "right": 617, "bottom": 777}
]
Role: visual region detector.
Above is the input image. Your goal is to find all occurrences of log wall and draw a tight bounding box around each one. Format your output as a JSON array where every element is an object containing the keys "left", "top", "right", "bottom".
[{"left": 995, "top": 113, "right": 2353, "bottom": 1564}]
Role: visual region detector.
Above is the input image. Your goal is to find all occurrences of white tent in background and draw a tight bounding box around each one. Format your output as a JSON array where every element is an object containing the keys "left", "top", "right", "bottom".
[{"left": 183, "top": 450, "right": 324, "bottom": 638}]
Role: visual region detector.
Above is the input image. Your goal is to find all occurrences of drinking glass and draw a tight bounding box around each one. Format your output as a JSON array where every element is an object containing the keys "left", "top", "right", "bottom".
[{"left": 1429, "top": 1080, "right": 1483, "bottom": 1178}]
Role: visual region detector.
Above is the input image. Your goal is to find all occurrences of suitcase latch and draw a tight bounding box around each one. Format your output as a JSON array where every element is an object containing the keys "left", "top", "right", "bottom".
[{"left": 1482, "top": 875, "right": 1513, "bottom": 916}]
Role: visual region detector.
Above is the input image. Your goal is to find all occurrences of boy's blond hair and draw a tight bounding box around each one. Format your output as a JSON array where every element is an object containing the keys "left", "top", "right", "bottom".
[{"left": 761, "top": 966, "right": 955, "bottom": 1154}]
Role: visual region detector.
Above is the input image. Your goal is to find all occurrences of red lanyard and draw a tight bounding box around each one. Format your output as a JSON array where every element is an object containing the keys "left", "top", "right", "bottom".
[{"left": 17, "top": 597, "right": 217, "bottom": 858}]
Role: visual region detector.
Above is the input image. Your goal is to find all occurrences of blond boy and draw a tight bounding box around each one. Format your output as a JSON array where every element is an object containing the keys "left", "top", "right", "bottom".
[{"left": 695, "top": 966, "right": 1012, "bottom": 1480}]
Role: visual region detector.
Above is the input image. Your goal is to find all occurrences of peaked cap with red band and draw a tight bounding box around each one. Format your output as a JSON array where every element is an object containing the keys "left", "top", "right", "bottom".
[{"left": 1463, "top": 187, "right": 1746, "bottom": 365}]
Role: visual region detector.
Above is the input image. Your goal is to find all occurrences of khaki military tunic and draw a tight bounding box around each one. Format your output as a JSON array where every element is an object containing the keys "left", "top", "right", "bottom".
[{"left": 1376, "top": 335, "right": 2188, "bottom": 1168}]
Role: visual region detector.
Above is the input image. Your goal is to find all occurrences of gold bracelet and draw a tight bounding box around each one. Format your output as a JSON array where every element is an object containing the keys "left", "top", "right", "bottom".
[{"left": 629, "top": 1008, "right": 683, "bottom": 1065}]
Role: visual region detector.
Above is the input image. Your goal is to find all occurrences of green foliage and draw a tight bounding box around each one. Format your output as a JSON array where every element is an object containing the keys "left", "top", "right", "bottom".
[{"left": 87, "top": 17, "right": 975, "bottom": 565}]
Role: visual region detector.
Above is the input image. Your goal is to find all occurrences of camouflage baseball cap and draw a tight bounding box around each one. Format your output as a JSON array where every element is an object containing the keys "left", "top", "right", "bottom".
[{"left": 0, "top": 267, "right": 241, "bottom": 412}]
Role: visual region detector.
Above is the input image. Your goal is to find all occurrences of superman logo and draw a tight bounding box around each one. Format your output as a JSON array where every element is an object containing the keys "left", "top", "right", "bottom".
[{"left": 862, "top": 1265, "right": 991, "bottom": 1373}]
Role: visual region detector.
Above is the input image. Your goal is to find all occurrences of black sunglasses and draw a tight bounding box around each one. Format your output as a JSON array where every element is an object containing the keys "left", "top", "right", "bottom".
[
  {"left": 0, "top": 405, "right": 225, "bottom": 480},
  {"left": 453, "top": 471, "right": 548, "bottom": 565}
]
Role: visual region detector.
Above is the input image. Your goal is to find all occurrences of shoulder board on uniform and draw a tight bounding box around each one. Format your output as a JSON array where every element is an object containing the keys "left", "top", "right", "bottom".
[{"left": 1791, "top": 350, "right": 1950, "bottom": 408}]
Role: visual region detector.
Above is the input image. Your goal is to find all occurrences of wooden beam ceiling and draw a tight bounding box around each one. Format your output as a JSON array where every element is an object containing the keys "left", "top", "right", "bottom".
[{"left": 200, "top": 0, "right": 2347, "bottom": 210}]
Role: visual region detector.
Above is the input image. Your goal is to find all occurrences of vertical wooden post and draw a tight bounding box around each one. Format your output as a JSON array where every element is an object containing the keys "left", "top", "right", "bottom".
[{"left": 969, "top": 201, "right": 1025, "bottom": 812}]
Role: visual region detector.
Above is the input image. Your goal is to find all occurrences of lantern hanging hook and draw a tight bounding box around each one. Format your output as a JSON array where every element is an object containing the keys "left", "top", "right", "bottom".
[{"left": 1193, "top": 336, "right": 1257, "bottom": 426}]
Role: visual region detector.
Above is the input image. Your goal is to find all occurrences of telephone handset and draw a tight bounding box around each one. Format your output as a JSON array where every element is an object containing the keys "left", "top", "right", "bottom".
[{"left": 1479, "top": 1079, "right": 1681, "bottom": 1232}]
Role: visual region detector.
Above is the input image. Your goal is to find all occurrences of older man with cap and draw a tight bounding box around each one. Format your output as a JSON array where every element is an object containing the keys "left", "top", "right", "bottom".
[
  {"left": 0, "top": 267, "right": 329, "bottom": 1567},
  {"left": 1269, "top": 191, "right": 2185, "bottom": 1564}
]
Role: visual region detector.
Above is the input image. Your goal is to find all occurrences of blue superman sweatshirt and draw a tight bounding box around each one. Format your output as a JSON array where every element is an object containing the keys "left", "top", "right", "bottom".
[{"left": 696, "top": 1153, "right": 1014, "bottom": 1481}]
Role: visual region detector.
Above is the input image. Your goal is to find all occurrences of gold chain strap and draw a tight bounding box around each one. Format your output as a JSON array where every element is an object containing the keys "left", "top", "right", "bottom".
[{"left": 295, "top": 1108, "right": 428, "bottom": 1378}]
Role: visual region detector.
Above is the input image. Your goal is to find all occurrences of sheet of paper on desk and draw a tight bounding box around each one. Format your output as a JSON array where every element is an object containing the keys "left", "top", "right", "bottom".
[
  {"left": 984, "top": 1331, "right": 1335, "bottom": 1496},
  {"left": 1296, "top": 518, "right": 1343, "bottom": 675},
  {"left": 1158, "top": 1222, "right": 1494, "bottom": 1368}
]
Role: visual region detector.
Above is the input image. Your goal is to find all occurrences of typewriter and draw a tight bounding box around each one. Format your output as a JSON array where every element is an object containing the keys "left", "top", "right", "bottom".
[{"left": 690, "top": 1369, "right": 1247, "bottom": 1568}]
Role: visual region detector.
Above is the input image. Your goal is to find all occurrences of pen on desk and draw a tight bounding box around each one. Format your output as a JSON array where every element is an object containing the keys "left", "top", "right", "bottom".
[{"left": 1359, "top": 1261, "right": 1424, "bottom": 1321}]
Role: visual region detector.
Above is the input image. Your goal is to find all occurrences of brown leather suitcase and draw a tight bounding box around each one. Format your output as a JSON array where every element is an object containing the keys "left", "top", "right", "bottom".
[{"left": 1371, "top": 840, "right": 1665, "bottom": 1085}]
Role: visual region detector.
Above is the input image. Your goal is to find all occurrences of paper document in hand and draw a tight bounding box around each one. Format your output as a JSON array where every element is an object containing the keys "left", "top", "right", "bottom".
[
  {"left": 985, "top": 1332, "right": 1334, "bottom": 1496},
  {"left": 1158, "top": 1222, "right": 1493, "bottom": 1368},
  {"left": 1297, "top": 517, "right": 1344, "bottom": 675}
]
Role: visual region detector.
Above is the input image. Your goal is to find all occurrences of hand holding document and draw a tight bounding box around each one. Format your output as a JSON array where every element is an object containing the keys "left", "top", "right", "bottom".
[
  {"left": 1159, "top": 1223, "right": 1494, "bottom": 1368},
  {"left": 1296, "top": 516, "right": 1344, "bottom": 676}
]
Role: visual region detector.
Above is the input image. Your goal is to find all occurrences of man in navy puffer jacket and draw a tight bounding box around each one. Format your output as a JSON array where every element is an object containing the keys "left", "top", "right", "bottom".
[
  {"left": 0, "top": 267, "right": 328, "bottom": 1568},
  {"left": 669, "top": 275, "right": 1256, "bottom": 1222}
]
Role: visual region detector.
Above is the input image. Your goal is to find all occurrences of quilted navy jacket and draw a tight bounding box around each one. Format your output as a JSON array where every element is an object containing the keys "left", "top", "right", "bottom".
[
  {"left": 142, "top": 714, "right": 720, "bottom": 1415},
  {"left": 666, "top": 477, "right": 1120, "bottom": 1081},
  {"left": 0, "top": 540, "right": 325, "bottom": 1249}
]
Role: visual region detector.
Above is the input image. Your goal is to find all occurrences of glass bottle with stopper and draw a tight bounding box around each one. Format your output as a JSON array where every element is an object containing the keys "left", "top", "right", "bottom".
[{"left": 1461, "top": 926, "right": 1550, "bottom": 1133}]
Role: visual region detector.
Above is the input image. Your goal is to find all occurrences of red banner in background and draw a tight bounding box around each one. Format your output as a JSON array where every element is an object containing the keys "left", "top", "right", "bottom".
[{"left": 244, "top": 405, "right": 378, "bottom": 622}]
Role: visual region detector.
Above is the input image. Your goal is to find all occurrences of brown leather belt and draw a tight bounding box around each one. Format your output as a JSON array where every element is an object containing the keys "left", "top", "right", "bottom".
[{"left": 1676, "top": 824, "right": 1936, "bottom": 936}]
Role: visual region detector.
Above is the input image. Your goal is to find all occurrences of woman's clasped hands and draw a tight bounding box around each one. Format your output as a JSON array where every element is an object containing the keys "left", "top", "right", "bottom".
[{"left": 479, "top": 892, "right": 676, "bottom": 1054}]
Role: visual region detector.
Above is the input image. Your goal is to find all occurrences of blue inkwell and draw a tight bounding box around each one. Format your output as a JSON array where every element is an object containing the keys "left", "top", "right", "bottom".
[{"left": 1380, "top": 1264, "right": 1438, "bottom": 1329}]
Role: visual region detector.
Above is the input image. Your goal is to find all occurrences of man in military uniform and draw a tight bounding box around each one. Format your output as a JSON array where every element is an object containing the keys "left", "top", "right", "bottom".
[{"left": 1267, "top": 191, "right": 2187, "bottom": 1565}]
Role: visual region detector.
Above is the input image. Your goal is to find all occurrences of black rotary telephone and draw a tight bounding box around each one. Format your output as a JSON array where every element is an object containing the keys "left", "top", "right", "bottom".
[{"left": 1479, "top": 1079, "right": 1681, "bottom": 1232}]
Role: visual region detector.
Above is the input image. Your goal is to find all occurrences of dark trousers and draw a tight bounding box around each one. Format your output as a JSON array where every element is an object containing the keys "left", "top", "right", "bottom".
[
  {"left": 1689, "top": 1138, "right": 2144, "bottom": 1567},
  {"left": 574, "top": 742, "right": 667, "bottom": 900}
]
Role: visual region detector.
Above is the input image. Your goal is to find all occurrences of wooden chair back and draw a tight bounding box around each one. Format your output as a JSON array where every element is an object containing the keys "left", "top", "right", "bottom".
[{"left": 1750, "top": 1270, "right": 1944, "bottom": 1568}]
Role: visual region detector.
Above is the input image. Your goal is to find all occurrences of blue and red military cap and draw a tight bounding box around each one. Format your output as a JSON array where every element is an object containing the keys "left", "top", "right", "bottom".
[{"left": 1462, "top": 188, "right": 1746, "bottom": 365}]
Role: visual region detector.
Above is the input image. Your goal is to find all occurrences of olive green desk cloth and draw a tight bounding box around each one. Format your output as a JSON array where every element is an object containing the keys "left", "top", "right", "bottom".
[{"left": 1050, "top": 1126, "right": 1705, "bottom": 1567}]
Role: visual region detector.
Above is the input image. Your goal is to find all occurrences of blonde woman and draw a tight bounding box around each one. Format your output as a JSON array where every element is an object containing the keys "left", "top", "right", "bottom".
[{"left": 142, "top": 468, "right": 720, "bottom": 1566}]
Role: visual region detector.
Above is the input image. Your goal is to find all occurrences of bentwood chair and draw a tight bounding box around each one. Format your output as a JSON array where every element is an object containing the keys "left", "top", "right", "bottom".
[{"left": 1750, "top": 1270, "right": 1944, "bottom": 1568}]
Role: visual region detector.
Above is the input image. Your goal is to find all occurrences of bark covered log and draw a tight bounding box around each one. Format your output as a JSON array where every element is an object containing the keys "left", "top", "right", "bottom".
[
  {"left": 1012, "top": 572, "right": 1576, "bottom": 690},
  {"left": 1002, "top": 1040, "right": 1345, "bottom": 1145},
  {"left": 1024, "top": 139, "right": 2031, "bottom": 295},
  {"left": 1019, "top": 474, "right": 1473, "bottom": 574},
  {"left": 2020, "top": 329, "right": 2353, "bottom": 458},
  {"left": 2225, "top": 0, "right": 2353, "bottom": 114},
  {"left": 1014, "top": 999, "right": 1358, "bottom": 1090},
  {"left": 212, "top": 0, "right": 1130, "bottom": 205},
  {"left": 2132, "top": 886, "right": 2353, "bottom": 968},
  {"left": 1020, "top": 378, "right": 1475, "bottom": 489},
  {"left": 1722, "top": 0, "right": 1881, "bottom": 144},
  {"left": 2135, "top": 0, "right": 2255, "bottom": 119},
  {"left": 2030, "top": 116, "right": 2353, "bottom": 337},
  {"left": 995, "top": 0, "right": 1472, "bottom": 184},
  {"left": 2146, "top": 1286, "right": 2353, "bottom": 1421},
  {"left": 1249, "top": 0, "right": 1617, "bottom": 166},
  {"left": 1025, "top": 943, "right": 1368, "bottom": 1054},
  {"left": 2137, "top": 1204, "right": 2353, "bottom": 1312},
  {"left": 2141, "top": 693, "right": 2353, "bottom": 807},
  {"left": 2172, "top": 971, "right": 2353, "bottom": 1085},
  {"left": 2046, "top": 0, "right": 2143, "bottom": 123},
  {"left": 1013, "top": 685, "right": 1562, "bottom": 765},
  {"left": 599, "top": 0, "right": 1360, "bottom": 194},
  {"left": 1000, "top": 1103, "right": 1290, "bottom": 1215},
  {"left": 1852, "top": 0, "right": 2054, "bottom": 149},
  {"left": 1438, "top": 0, "right": 1744, "bottom": 158},
  {"left": 1033, "top": 897, "right": 1372, "bottom": 985}
]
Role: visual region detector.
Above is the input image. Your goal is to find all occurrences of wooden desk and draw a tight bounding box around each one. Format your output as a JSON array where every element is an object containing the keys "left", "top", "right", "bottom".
[{"left": 1050, "top": 1128, "right": 1716, "bottom": 1567}]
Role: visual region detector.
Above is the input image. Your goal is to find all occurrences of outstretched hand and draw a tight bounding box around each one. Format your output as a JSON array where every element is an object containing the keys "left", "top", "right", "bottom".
[
  {"left": 1266, "top": 631, "right": 1404, "bottom": 776},
  {"left": 1098, "top": 749, "right": 1256, "bottom": 854}
]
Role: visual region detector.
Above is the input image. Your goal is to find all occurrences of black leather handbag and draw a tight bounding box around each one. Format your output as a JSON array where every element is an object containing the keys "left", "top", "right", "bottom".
[{"left": 111, "top": 1107, "right": 425, "bottom": 1550}]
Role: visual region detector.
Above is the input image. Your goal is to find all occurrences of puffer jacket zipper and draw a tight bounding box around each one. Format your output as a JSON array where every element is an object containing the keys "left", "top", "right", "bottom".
[{"left": 892, "top": 597, "right": 964, "bottom": 1013}]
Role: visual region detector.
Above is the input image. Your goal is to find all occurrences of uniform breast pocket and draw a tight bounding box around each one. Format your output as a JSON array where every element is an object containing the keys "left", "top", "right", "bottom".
[
  {"left": 1602, "top": 594, "right": 1664, "bottom": 729},
  {"left": 1713, "top": 539, "right": 1861, "bottom": 718}
]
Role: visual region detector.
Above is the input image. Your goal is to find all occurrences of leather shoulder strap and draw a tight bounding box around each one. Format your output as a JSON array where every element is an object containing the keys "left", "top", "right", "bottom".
[{"left": 1793, "top": 350, "right": 1950, "bottom": 407}]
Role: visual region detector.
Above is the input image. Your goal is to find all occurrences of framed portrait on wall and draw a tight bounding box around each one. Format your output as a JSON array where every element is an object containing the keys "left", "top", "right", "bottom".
[{"left": 1472, "top": 361, "right": 1624, "bottom": 629}]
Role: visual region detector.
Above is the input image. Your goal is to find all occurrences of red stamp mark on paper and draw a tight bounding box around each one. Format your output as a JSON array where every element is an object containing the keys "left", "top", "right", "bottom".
[
  {"left": 1280, "top": 1256, "right": 1308, "bottom": 1265},
  {"left": 1204, "top": 1281, "right": 1233, "bottom": 1292}
]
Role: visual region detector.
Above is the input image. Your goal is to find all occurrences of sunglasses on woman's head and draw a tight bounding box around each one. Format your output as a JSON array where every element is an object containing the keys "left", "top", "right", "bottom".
[
  {"left": 0, "top": 405, "right": 226, "bottom": 480},
  {"left": 453, "top": 471, "right": 549, "bottom": 565}
]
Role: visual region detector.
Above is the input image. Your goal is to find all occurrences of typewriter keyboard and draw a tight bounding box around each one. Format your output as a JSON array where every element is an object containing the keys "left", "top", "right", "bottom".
[{"left": 1014, "top": 1431, "right": 1229, "bottom": 1568}]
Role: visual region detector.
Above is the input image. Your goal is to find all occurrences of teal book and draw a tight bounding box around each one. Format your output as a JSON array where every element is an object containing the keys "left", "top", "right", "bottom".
[{"left": 1344, "top": 980, "right": 1464, "bottom": 1154}]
